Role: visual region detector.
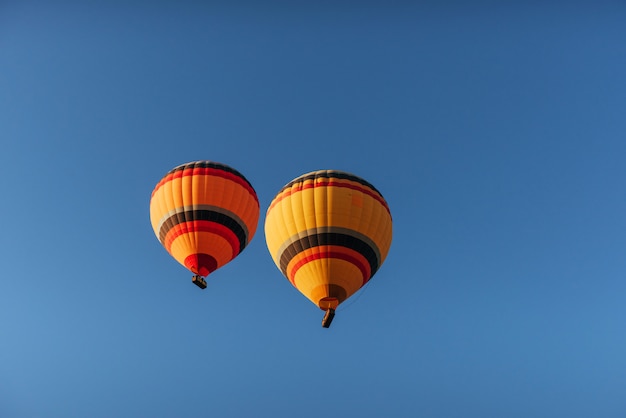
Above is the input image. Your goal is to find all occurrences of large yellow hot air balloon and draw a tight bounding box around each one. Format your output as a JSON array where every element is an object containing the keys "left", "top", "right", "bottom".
[
  {"left": 264, "top": 170, "right": 392, "bottom": 327},
  {"left": 150, "top": 161, "right": 260, "bottom": 289}
]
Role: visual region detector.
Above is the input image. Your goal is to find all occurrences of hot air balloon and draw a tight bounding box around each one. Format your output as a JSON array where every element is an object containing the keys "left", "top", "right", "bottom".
[
  {"left": 150, "top": 161, "right": 260, "bottom": 289},
  {"left": 264, "top": 170, "right": 392, "bottom": 327}
]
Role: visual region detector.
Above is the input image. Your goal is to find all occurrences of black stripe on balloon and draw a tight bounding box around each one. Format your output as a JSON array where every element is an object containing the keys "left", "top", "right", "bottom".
[
  {"left": 278, "top": 232, "right": 379, "bottom": 278},
  {"left": 158, "top": 210, "right": 247, "bottom": 253}
]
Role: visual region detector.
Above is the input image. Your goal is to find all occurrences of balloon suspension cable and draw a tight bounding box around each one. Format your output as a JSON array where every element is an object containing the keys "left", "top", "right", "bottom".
[
  {"left": 321, "top": 308, "right": 335, "bottom": 328},
  {"left": 338, "top": 279, "right": 373, "bottom": 312},
  {"left": 192, "top": 274, "right": 207, "bottom": 289}
]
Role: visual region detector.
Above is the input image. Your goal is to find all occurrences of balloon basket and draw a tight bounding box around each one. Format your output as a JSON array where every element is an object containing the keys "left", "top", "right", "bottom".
[
  {"left": 321, "top": 308, "right": 335, "bottom": 328},
  {"left": 192, "top": 275, "right": 207, "bottom": 289}
]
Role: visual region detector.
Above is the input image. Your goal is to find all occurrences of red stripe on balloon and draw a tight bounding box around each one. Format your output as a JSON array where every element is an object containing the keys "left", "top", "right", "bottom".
[
  {"left": 163, "top": 220, "right": 240, "bottom": 255},
  {"left": 152, "top": 167, "right": 258, "bottom": 204},
  {"left": 288, "top": 251, "right": 369, "bottom": 286},
  {"left": 269, "top": 180, "right": 389, "bottom": 214}
]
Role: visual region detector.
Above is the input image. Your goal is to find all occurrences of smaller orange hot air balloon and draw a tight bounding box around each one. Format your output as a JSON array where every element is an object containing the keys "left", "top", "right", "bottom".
[
  {"left": 264, "top": 170, "right": 393, "bottom": 327},
  {"left": 150, "top": 161, "right": 260, "bottom": 288}
]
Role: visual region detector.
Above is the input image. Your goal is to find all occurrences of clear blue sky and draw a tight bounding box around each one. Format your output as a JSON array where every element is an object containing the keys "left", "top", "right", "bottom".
[{"left": 2, "top": 2, "right": 626, "bottom": 417}]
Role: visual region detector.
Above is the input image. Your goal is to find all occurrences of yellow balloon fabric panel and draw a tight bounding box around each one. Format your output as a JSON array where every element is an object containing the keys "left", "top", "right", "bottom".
[
  {"left": 265, "top": 170, "right": 392, "bottom": 310},
  {"left": 150, "top": 161, "right": 260, "bottom": 277}
]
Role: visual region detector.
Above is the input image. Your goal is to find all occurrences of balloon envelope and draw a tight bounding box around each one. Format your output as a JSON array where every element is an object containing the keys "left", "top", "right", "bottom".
[
  {"left": 264, "top": 170, "right": 392, "bottom": 310},
  {"left": 150, "top": 161, "right": 260, "bottom": 278}
]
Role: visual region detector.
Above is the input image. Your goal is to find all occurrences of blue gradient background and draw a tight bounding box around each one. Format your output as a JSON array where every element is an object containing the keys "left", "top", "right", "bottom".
[{"left": 1, "top": 2, "right": 625, "bottom": 417}]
